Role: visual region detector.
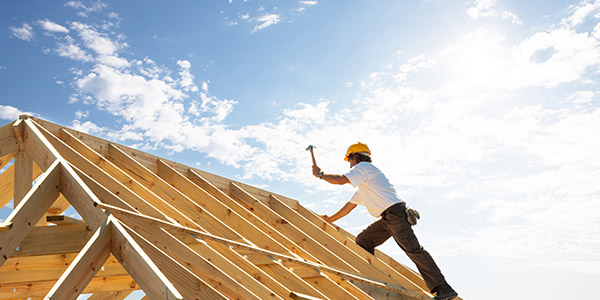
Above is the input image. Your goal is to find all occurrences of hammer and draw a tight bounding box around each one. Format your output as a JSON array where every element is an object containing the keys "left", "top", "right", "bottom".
[{"left": 306, "top": 145, "right": 317, "bottom": 166}]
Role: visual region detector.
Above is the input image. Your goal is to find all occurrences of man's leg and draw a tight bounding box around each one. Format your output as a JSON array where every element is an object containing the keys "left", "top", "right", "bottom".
[
  {"left": 355, "top": 218, "right": 391, "bottom": 255},
  {"left": 382, "top": 207, "right": 448, "bottom": 293}
]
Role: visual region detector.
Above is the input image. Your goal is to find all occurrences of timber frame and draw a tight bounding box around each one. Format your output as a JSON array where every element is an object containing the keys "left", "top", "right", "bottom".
[{"left": 0, "top": 116, "right": 453, "bottom": 300}]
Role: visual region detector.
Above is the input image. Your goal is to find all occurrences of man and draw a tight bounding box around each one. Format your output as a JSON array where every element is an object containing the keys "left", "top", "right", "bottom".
[{"left": 312, "top": 142, "right": 458, "bottom": 300}]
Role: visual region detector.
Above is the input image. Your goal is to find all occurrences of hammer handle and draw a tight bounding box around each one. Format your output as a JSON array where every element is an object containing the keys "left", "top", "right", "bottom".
[{"left": 309, "top": 149, "right": 317, "bottom": 166}]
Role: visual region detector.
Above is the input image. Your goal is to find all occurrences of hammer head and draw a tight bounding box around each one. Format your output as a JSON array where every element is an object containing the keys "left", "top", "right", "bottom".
[{"left": 306, "top": 145, "right": 316, "bottom": 151}]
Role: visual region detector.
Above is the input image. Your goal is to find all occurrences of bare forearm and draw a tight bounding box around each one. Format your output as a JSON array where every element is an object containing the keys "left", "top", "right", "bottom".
[
  {"left": 324, "top": 202, "right": 357, "bottom": 223},
  {"left": 321, "top": 173, "right": 349, "bottom": 185}
]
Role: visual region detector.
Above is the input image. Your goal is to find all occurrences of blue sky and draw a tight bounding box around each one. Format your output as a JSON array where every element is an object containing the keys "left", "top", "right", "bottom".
[{"left": 2, "top": 0, "right": 600, "bottom": 299}]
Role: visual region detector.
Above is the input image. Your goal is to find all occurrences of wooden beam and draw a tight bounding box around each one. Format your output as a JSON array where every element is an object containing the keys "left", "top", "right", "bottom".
[
  {"left": 156, "top": 161, "right": 362, "bottom": 299},
  {"left": 289, "top": 291, "right": 324, "bottom": 300},
  {"left": 44, "top": 219, "right": 112, "bottom": 300},
  {"left": 0, "top": 164, "right": 15, "bottom": 209},
  {"left": 0, "top": 252, "right": 127, "bottom": 285},
  {"left": 13, "top": 151, "right": 33, "bottom": 206},
  {"left": 120, "top": 221, "right": 238, "bottom": 300},
  {"left": 115, "top": 208, "right": 282, "bottom": 300},
  {"left": 108, "top": 144, "right": 240, "bottom": 240},
  {"left": 157, "top": 160, "right": 290, "bottom": 254},
  {"left": 97, "top": 202, "right": 426, "bottom": 299},
  {"left": 101, "top": 203, "right": 325, "bottom": 299},
  {"left": 46, "top": 215, "right": 81, "bottom": 225},
  {"left": 0, "top": 160, "right": 61, "bottom": 268},
  {"left": 0, "top": 151, "right": 16, "bottom": 170},
  {"left": 36, "top": 193, "right": 72, "bottom": 226},
  {"left": 59, "top": 162, "right": 107, "bottom": 230},
  {"left": 5, "top": 223, "right": 92, "bottom": 257},
  {"left": 38, "top": 126, "right": 165, "bottom": 221},
  {"left": 0, "top": 160, "right": 42, "bottom": 210},
  {"left": 109, "top": 216, "right": 183, "bottom": 300},
  {"left": 0, "top": 275, "right": 138, "bottom": 299},
  {"left": 0, "top": 222, "right": 13, "bottom": 232},
  {"left": 22, "top": 119, "right": 58, "bottom": 172},
  {"left": 0, "top": 121, "right": 19, "bottom": 158},
  {"left": 55, "top": 128, "right": 200, "bottom": 228},
  {"left": 187, "top": 169, "right": 319, "bottom": 261},
  {"left": 230, "top": 182, "right": 360, "bottom": 273},
  {"left": 86, "top": 291, "right": 133, "bottom": 300}
]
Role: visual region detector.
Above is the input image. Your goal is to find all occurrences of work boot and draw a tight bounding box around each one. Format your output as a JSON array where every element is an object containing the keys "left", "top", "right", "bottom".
[{"left": 432, "top": 284, "right": 458, "bottom": 300}]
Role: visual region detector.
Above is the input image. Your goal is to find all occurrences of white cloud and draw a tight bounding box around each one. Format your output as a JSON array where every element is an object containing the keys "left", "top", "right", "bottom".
[
  {"left": 10, "top": 23, "right": 34, "bottom": 41},
  {"left": 561, "top": 0, "right": 600, "bottom": 28},
  {"left": 467, "top": 0, "right": 522, "bottom": 24},
  {"left": 299, "top": 1, "right": 317, "bottom": 6},
  {"left": 71, "top": 22, "right": 120, "bottom": 56},
  {"left": 0, "top": 105, "right": 30, "bottom": 120},
  {"left": 65, "top": 0, "right": 108, "bottom": 17},
  {"left": 38, "top": 19, "right": 69, "bottom": 33},
  {"left": 57, "top": 42, "right": 93, "bottom": 62},
  {"left": 252, "top": 14, "right": 281, "bottom": 32},
  {"left": 71, "top": 119, "right": 106, "bottom": 134},
  {"left": 177, "top": 60, "right": 198, "bottom": 92},
  {"left": 501, "top": 28, "right": 600, "bottom": 89}
]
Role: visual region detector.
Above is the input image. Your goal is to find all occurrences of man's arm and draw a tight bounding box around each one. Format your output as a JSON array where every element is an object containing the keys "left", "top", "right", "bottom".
[
  {"left": 322, "top": 201, "right": 357, "bottom": 223},
  {"left": 312, "top": 165, "right": 350, "bottom": 185}
]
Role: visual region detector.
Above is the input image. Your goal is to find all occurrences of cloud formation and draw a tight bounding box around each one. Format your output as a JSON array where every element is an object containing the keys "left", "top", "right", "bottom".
[
  {"left": 467, "top": 0, "right": 522, "bottom": 24},
  {"left": 10, "top": 23, "right": 34, "bottom": 41}
]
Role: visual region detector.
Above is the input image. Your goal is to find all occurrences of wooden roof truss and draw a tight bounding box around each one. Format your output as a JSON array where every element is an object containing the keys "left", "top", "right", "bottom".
[{"left": 0, "top": 116, "right": 440, "bottom": 300}]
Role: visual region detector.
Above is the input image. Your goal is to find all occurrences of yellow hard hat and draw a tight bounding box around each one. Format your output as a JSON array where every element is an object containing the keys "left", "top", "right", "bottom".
[{"left": 344, "top": 142, "right": 371, "bottom": 161}]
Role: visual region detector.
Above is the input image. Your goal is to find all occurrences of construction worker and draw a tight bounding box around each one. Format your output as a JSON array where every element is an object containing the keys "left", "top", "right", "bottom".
[{"left": 312, "top": 142, "right": 458, "bottom": 300}]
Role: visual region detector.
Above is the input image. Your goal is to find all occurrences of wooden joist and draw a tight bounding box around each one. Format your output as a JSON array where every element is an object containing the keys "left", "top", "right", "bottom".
[{"left": 0, "top": 117, "right": 437, "bottom": 300}]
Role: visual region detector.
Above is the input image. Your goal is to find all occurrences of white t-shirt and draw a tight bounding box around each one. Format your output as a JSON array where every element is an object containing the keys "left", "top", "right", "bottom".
[{"left": 344, "top": 162, "right": 404, "bottom": 217}]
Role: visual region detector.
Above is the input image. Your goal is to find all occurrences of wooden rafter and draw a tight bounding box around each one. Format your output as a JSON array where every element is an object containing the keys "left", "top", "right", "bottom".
[{"left": 0, "top": 117, "right": 445, "bottom": 300}]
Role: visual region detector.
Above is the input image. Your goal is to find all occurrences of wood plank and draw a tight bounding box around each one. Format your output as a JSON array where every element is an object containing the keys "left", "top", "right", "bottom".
[
  {"left": 230, "top": 182, "right": 359, "bottom": 273},
  {"left": 0, "top": 164, "right": 15, "bottom": 209},
  {"left": 44, "top": 219, "right": 112, "bottom": 300},
  {"left": 157, "top": 160, "right": 289, "bottom": 254},
  {"left": 86, "top": 291, "right": 133, "bottom": 300},
  {"left": 13, "top": 151, "right": 33, "bottom": 206},
  {"left": 0, "top": 160, "right": 61, "bottom": 268},
  {"left": 0, "top": 275, "right": 138, "bottom": 299},
  {"left": 98, "top": 203, "right": 417, "bottom": 299},
  {"left": 187, "top": 170, "right": 319, "bottom": 261},
  {"left": 120, "top": 221, "right": 239, "bottom": 300},
  {"left": 116, "top": 209, "right": 282, "bottom": 300},
  {"left": 36, "top": 194, "right": 72, "bottom": 226},
  {"left": 23, "top": 119, "right": 58, "bottom": 172},
  {"left": 0, "top": 121, "right": 19, "bottom": 158},
  {"left": 0, "top": 253, "right": 127, "bottom": 284},
  {"left": 46, "top": 215, "right": 81, "bottom": 225},
  {"left": 0, "top": 160, "right": 41, "bottom": 210},
  {"left": 42, "top": 127, "right": 164, "bottom": 221},
  {"left": 55, "top": 129, "right": 201, "bottom": 229},
  {"left": 0, "top": 151, "right": 16, "bottom": 170},
  {"left": 109, "top": 216, "right": 183, "bottom": 300},
  {"left": 59, "top": 162, "right": 107, "bottom": 230},
  {"left": 108, "top": 144, "right": 240, "bottom": 240},
  {"left": 102, "top": 203, "right": 328, "bottom": 299},
  {"left": 289, "top": 291, "right": 325, "bottom": 300},
  {"left": 6, "top": 223, "right": 92, "bottom": 257}
]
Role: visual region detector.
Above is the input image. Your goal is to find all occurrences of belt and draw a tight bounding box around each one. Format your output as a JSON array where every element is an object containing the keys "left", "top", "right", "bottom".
[{"left": 380, "top": 202, "right": 405, "bottom": 217}]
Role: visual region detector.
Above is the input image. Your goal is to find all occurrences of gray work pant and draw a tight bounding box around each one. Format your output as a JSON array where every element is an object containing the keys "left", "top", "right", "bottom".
[{"left": 355, "top": 203, "right": 447, "bottom": 292}]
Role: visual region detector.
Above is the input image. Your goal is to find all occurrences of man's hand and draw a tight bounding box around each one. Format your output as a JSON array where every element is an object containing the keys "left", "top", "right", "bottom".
[{"left": 312, "top": 165, "right": 322, "bottom": 178}]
